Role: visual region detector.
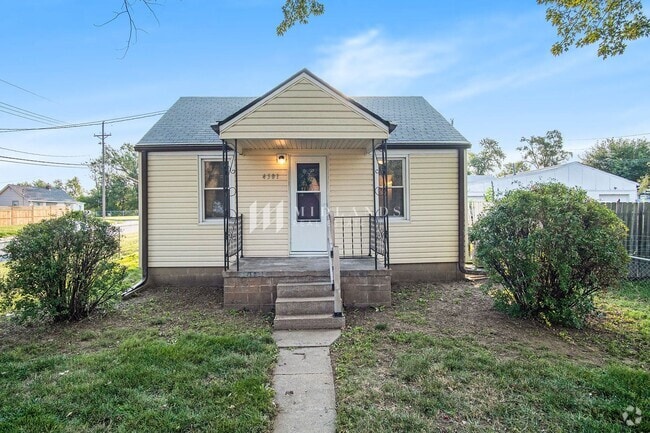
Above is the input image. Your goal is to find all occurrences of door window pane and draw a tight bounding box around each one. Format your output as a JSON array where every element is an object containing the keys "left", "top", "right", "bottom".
[
  {"left": 297, "top": 163, "right": 320, "bottom": 191},
  {"left": 297, "top": 192, "right": 321, "bottom": 221}
]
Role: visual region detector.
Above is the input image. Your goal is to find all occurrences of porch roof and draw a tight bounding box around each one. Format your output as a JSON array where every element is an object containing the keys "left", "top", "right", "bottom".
[{"left": 137, "top": 93, "right": 470, "bottom": 149}]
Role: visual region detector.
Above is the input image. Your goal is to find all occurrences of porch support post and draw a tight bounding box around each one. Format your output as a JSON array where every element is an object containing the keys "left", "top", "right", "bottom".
[
  {"left": 372, "top": 140, "right": 378, "bottom": 270},
  {"left": 222, "top": 141, "right": 230, "bottom": 270},
  {"left": 234, "top": 139, "right": 240, "bottom": 271},
  {"left": 381, "top": 138, "right": 390, "bottom": 268}
]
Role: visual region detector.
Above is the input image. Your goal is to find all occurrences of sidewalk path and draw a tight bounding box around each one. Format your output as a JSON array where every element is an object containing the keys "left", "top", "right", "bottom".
[{"left": 272, "top": 330, "right": 341, "bottom": 433}]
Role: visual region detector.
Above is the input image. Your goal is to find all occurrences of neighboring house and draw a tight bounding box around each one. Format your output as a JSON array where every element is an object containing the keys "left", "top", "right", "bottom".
[
  {"left": 134, "top": 69, "right": 471, "bottom": 326},
  {"left": 468, "top": 162, "right": 639, "bottom": 203},
  {"left": 0, "top": 184, "right": 84, "bottom": 210}
]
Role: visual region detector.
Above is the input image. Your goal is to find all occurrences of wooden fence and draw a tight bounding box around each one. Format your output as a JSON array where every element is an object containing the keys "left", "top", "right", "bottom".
[
  {"left": 0, "top": 205, "right": 68, "bottom": 226},
  {"left": 604, "top": 202, "right": 650, "bottom": 257}
]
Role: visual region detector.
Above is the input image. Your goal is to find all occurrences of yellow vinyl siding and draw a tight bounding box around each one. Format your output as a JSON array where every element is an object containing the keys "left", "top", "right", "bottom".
[
  {"left": 389, "top": 151, "right": 459, "bottom": 264},
  {"left": 238, "top": 154, "right": 289, "bottom": 257},
  {"left": 220, "top": 78, "right": 388, "bottom": 140},
  {"left": 145, "top": 149, "right": 460, "bottom": 267},
  {"left": 329, "top": 153, "right": 374, "bottom": 251},
  {"left": 148, "top": 151, "right": 223, "bottom": 267}
]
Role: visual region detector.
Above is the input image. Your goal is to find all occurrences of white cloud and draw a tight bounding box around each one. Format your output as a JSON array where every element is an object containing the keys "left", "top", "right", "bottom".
[{"left": 315, "top": 29, "right": 458, "bottom": 95}]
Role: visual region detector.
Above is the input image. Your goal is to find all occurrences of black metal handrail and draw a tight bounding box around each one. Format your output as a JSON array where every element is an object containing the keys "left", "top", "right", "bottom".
[
  {"left": 224, "top": 213, "right": 243, "bottom": 271},
  {"left": 370, "top": 214, "right": 388, "bottom": 268}
]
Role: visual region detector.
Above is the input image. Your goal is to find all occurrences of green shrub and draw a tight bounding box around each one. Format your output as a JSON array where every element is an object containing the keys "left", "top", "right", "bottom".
[
  {"left": 470, "top": 183, "right": 629, "bottom": 327},
  {"left": 1, "top": 212, "right": 126, "bottom": 322}
]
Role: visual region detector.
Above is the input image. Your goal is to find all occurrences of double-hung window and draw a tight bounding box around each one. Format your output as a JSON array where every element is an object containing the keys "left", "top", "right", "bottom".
[
  {"left": 379, "top": 158, "right": 407, "bottom": 218},
  {"left": 201, "top": 159, "right": 228, "bottom": 221}
]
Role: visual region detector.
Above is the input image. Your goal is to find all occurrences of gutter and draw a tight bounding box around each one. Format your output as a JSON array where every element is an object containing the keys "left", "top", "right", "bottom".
[
  {"left": 457, "top": 148, "right": 486, "bottom": 276},
  {"left": 122, "top": 150, "right": 149, "bottom": 299}
]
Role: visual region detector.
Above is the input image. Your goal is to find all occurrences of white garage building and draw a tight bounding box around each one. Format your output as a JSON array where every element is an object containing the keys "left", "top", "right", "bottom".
[{"left": 468, "top": 162, "right": 639, "bottom": 203}]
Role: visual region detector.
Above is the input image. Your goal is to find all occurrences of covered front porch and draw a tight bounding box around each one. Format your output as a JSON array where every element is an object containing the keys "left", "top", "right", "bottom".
[{"left": 211, "top": 69, "right": 396, "bottom": 327}]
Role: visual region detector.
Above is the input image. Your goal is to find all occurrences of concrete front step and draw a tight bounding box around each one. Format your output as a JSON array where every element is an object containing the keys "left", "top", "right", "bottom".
[
  {"left": 276, "top": 281, "right": 333, "bottom": 298},
  {"left": 275, "top": 296, "right": 334, "bottom": 315},
  {"left": 274, "top": 313, "right": 345, "bottom": 330}
]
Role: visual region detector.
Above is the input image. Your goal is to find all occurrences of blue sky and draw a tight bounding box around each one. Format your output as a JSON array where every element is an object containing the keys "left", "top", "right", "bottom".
[{"left": 1, "top": 0, "right": 649, "bottom": 190}]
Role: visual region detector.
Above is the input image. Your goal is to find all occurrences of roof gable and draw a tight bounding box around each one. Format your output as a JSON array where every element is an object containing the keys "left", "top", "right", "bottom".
[
  {"left": 215, "top": 69, "right": 393, "bottom": 140},
  {"left": 1, "top": 184, "right": 78, "bottom": 203}
]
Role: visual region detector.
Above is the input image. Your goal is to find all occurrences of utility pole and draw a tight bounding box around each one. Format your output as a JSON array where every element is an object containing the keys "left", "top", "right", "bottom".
[{"left": 94, "top": 121, "right": 111, "bottom": 218}]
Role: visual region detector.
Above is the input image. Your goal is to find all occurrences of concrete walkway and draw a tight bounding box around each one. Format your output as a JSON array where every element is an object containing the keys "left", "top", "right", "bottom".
[{"left": 272, "top": 330, "right": 341, "bottom": 433}]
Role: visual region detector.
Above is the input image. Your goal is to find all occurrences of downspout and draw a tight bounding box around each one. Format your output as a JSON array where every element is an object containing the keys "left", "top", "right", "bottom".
[
  {"left": 122, "top": 150, "right": 149, "bottom": 298},
  {"left": 457, "top": 148, "right": 486, "bottom": 276}
]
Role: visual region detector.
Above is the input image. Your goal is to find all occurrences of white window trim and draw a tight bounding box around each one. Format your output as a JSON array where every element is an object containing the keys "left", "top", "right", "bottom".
[
  {"left": 198, "top": 156, "right": 233, "bottom": 224},
  {"left": 376, "top": 155, "right": 410, "bottom": 222}
]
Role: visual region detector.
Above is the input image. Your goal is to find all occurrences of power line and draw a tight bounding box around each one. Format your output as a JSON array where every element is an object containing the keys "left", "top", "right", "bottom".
[
  {"left": 0, "top": 154, "right": 88, "bottom": 168},
  {"left": 0, "top": 107, "right": 56, "bottom": 126},
  {"left": 0, "top": 110, "right": 166, "bottom": 133},
  {"left": 0, "top": 77, "right": 53, "bottom": 102},
  {"left": 0, "top": 101, "right": 65, "bottom": 125},
  {"left": 566, "top": 132, "right": 650, "bottom": 141},
  {"left": 0, "top": 145, "right": 90, "bottom": 158}
]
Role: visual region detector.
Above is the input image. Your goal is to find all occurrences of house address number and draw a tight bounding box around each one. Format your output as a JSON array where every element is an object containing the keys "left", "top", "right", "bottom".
[{"left": 262, "top": 173, "right": 281, "bottom": 180}]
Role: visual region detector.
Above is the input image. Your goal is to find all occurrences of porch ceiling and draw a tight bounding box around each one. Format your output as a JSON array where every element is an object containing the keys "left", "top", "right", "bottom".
[{"left": 233, "top": 138, "right": 374, "bottom": 152}]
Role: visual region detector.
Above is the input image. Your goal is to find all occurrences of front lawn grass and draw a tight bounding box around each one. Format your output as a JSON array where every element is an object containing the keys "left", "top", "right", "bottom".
[
  {"left": 0, "top": 224, "right": 25, "bottom": 238},
  {"left": 332, "top": 281, "right": 650, "bottom": 432},
  {"left": 0, "top": 287, "right": 277, "bottom": 433},
  {"left": 117, "top": 231, "right": 141, "bottom": 287}
]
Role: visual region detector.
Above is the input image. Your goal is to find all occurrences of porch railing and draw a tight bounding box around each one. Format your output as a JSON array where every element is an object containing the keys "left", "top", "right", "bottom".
[
  {"left": 224, "top": 213, "right": 243, "bottom": 271},
  {"left": 327, "top": 212, "right": 343, "bottom": 316},
  {"left": 333, "top": 214, "right": 389, "bottom": 269}
]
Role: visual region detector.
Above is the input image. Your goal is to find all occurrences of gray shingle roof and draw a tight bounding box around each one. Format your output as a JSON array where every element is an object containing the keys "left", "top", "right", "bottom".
[
  {"left": 7, "top": 185, "right": 78, "bottom": 203},
  {"left": 138, "top": 96, "right": 469, "bottom": 146}
]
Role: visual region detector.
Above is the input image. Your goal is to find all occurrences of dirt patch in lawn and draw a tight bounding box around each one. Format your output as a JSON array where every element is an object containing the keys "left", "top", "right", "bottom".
[
  {"left": 0, "top": 285, "right": 272, "bottom": 356},
  {"left": 343, "top": 280, "right": 633, "bottom": 367}
]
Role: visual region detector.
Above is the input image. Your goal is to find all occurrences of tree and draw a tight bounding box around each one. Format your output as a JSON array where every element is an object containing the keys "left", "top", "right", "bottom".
[
  {"left": 468, "top": 138, "right": 506, "bottom": 175},
  {"left": 498, "top": 161, "right": 530, "bottom": 177},
  {"left": 518, "top": 130, "right": 572, "bottom": 169},
  {"left": 581, "top": 137, "right": 650, "bottom": 182},
  {"left": 277, "top": 0, "right": 325, "bottom": 35},
  {"left": 639, "top": 173, "right": 650, "bottom": 193},
  {"left": 83, "top": 143, "right": 138, "bottom": 212},
  {"left": 470, "top": 183, "right": 628, "bottom": 327},
  {"left": 110, "top": 1, "right": 649, "bottom": 58},
  {"left": 65, "top": 177, "right": 84, "bottom": 199},
  {"left": 538, "top": 0, "right": 650, "bottom": 58}
]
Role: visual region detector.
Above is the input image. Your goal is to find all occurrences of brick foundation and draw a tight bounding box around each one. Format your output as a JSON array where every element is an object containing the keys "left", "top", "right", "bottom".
[
  {"left": 148, "top": 267, "right": 223, "bottom": 288},
  {"left": 222, "top": 268, "right": 392, "bottom": 312},
  {"left": 390, "top": 262, "right": 462, "bottom": 282}
]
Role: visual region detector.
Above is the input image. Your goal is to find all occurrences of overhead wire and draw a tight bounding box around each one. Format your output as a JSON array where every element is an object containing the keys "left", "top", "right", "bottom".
[
  {"left": 0, "top": 110, "right": 166, "bottom": 133},
  {"left": 0, "top": 77, "right": 52, "bottom": 102},
  {"left": 0, "top": 145, "right": 90, "bottom": 158},
  {"left": 0, "top": 101, "right": 66, "bottom": 125},
  {"left": 0, "top": 154, "right": 88, "bottom": 168}
]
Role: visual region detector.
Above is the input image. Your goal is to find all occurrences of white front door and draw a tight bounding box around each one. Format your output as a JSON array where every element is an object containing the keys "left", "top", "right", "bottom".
[{"left": 290, "top": 156, "right": 328, "bottom": 254}]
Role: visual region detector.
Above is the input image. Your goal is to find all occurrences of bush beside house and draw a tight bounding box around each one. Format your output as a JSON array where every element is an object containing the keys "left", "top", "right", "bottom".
[
  {"left": 470, "top": 183, "right": 629, "bottom": 327},
  {"left": 1, "top": 212, "right": 126, "bottom": 322}
]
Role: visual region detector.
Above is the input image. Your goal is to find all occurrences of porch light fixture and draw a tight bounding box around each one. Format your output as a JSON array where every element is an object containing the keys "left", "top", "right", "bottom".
[{"left": 276, "top": 154, "right": 287, "bottom": 165}]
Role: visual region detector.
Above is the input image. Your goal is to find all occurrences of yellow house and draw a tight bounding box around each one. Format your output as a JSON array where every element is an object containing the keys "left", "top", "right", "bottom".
[{"left": 132, "top": 69, "right": 471, "bottom": 329}]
